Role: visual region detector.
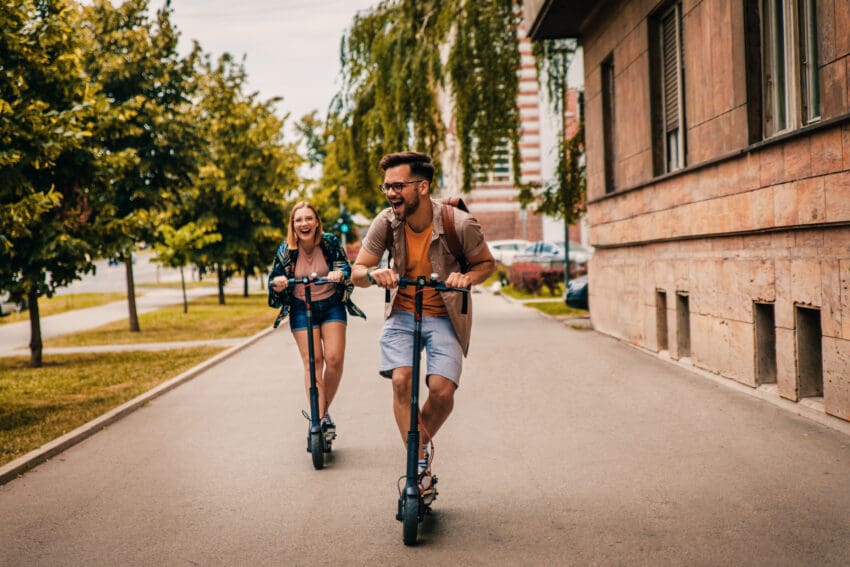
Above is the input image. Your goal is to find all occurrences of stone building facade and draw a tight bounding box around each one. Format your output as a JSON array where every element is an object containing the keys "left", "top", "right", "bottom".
[{"left": 527, "top": 0, "right": 850, "bottom": 422}]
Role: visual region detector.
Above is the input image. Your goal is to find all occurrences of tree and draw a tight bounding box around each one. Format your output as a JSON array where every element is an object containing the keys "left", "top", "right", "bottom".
[
  {"left": 524, "top": 39, "right": 585, "bottom": 286},
  {"left": 326, "top": 0, "right": 522, "bottom": 213},
  {"left": 0, "top": 0, "right": 114, "bottom": 367},
  {"left": 80, "top": 0, "right": 203, "bottom": 331},
  {"left": 193, "top": 53, "right": 302, "bottom": 302},
  {"left": 151, "top": 222, "right": 221, "bottom": 313}
]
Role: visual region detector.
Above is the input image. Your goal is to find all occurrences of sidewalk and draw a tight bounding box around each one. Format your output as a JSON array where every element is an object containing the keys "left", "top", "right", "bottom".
[{"left": 0, "top": 283, "right": 242, "bottom": 356}]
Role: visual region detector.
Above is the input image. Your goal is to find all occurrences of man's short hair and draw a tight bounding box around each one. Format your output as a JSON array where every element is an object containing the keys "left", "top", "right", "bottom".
[{"left": 379, "top": 151, "right": 435, "bottom": 183}]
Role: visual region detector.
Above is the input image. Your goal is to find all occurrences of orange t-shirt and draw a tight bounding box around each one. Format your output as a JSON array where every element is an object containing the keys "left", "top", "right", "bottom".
[{"left": 394, "top": 223, "right": 448, "bottom": 316}]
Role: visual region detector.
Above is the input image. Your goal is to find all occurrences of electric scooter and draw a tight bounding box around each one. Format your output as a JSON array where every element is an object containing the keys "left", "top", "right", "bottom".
[
  {"left": 389, "top": 274, "right": 470, "bottom": 546},
  {"left": 288, "top": 273, "right": 337, "bottom": 470}
]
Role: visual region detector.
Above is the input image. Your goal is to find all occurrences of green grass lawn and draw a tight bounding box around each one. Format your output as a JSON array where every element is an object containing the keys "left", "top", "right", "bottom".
[
  {"left": 0, "top": 293, "right": 127, "bottom": 325},
  {"left": 0, "top": 347, "right": 224, "bottom": 466},
  {"left": 499, "top": 284, "right": 564, "bottom": 300},
  {"left": 47, "top": 293, "right": 273, "bottom": 347}
]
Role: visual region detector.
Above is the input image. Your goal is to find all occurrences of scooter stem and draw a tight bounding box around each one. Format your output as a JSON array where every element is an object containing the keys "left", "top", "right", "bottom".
[
  {"left": 304, "top": 277, "right": 321, "bottom": 429},
  {"left": 406, "top": 276, "right": 425, "bottom": 486}
]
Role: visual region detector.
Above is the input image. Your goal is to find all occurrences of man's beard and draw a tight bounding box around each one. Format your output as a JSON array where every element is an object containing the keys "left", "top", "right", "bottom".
[{"left": 392, "top": 192, "right": 420, "bottom": 220}]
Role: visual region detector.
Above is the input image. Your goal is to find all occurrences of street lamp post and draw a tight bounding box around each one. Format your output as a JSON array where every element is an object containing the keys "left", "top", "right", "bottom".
[{"left": 559, "top": 49, "right": 571, "bottom": 294}]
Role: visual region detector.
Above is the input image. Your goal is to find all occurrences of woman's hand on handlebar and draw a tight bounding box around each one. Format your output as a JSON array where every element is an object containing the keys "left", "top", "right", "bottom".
[
  {"left": 367, "top": 267, "right": 398, "bottom": 289},
  {"left": 271, "top": 275, "right": 289, "bottom": 292},
  {"left": 326, "top": 270, "right": 344, "bottom": 283},
  {"left": 445, "top": 272, "right": 472, "bottom": 289}
]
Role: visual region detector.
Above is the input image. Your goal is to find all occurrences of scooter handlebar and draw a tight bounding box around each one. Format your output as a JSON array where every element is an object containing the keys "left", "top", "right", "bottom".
[
  {"left": 285, "top": 273, "right": 337, "bottom": 290},
  {"left": 396, "top": 275, "right": 471, "bottom": 314}
]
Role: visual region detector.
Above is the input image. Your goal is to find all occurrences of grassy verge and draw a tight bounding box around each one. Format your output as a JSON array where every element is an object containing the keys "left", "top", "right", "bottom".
[
  {"left": 47, "top": 294, "right": 273, "bottom": 347},
  {"left": 500, "top": 285, "right": 564, "bottom": 300},
  {"left": 0, "top": 293, "right": 127, "bottom": 326},
  {"left": 0, "top": 347, "right": 224, "bottom": 466},
  {"left": 526, "top": 301, "right": 588, "bottom": 317}
]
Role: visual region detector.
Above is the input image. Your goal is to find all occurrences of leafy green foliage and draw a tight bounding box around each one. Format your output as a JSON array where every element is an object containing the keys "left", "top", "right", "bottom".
[
  {"left": 151, "top": 222, "right": 221, "bottom": 312},
  {"left": 0, "top": 0, "right": 113, "bottom": 366},
  {"left": 524, "top": 39, "right": 586, "bottom": 225},
  {"left": 325, "top": 0, "right": 522, "bottom": 212},
  {"left": 447, "top": 1, "right": 521, "bottom": 190},
  {"left": 80, "top": 0, "right": 203, "bottom": 331},
  {"left": 192, "top": 54, "right": 302, "bottom": 300},
  {"left": 81, "top": 0, "right": 202, "bottom": 254}
]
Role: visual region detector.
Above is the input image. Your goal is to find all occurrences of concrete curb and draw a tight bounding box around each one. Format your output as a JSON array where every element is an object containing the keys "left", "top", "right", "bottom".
[{"left": 0, "top": 326, "right": 278, "bottom": 486}]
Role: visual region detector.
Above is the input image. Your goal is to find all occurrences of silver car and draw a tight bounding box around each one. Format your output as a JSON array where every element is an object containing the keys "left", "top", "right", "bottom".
[
  {"left": 0, "top": 292, "right": 26, "bottom": 317},
  {"left": 487, "top": 239, "right": 530, "bottom": 266}
]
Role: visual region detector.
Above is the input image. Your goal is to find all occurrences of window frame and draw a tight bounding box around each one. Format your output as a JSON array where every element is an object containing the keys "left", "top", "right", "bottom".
[
  {"left": 649, "top": 1, "right": 686, "bottom": 175},
  {"left": 756, "top": 0, "right": 821, "bottom": 139},
  {"left": 601, "top": 54, "right": 616, "bottom": 193}
]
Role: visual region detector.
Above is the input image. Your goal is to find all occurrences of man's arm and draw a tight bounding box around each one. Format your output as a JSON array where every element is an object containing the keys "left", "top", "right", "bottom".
[
  {"left": 352, "top": 249, "right": 400, "bottom": 289},
  {"left": 351, "top": 249, "right": 381, "bottom": 287},
  {"left": 445, "top": 244, "right": 495, "bottom": 289}
]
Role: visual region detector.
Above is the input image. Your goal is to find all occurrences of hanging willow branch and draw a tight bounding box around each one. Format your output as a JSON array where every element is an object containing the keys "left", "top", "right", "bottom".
[
  {"left": 327, "top": 0, "right": 521, "bottom": 209},
  {"left": 524, "top": 38, "right": 586, "bottom": 225}
]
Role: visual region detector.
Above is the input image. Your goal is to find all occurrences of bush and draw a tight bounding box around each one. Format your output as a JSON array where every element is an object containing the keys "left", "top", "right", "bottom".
[
  {"left": 509, "top": 263, "right": 564, "bottom": 295},
  {"left": 509, "top": 263, "right": 542, "bottom": 293}
]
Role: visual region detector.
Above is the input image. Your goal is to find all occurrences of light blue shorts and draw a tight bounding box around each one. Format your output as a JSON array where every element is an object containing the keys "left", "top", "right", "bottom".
[{"left": 379, "top": 310, "right": 463, "bottom": 386}]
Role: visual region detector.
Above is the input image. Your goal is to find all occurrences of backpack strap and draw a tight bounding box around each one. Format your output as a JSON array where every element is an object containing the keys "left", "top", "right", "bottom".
[
  {"left": 440, "top": 200, "right": 469, "bottom": 273},
  {"left": 385, "top": 217, "right": 394, "bottom": 266}
]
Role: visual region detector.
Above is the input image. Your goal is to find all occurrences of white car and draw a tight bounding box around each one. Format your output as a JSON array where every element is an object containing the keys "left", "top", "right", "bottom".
[
  {"left": 487, "top": 239, "right": 530, "bottom": 266},
  {"left": 0, "top": 292, "right": 26, "bottom": 317},
  {"left": 555, "top": 241, "right": 594, "bottom": 266}
]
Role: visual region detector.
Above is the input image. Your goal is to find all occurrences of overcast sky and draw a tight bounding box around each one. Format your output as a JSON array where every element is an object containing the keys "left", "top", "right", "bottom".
[{"left": 159, "top": 0, "right": 379, "bottom": 124}]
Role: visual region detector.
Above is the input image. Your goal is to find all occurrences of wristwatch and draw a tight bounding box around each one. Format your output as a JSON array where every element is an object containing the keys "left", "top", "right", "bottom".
[{"left": 366, "top": 267, "right": 376, "bottom": 284}]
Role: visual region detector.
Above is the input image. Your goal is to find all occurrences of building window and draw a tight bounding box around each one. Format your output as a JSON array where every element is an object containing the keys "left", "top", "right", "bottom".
[
  {"left": 748, "top": 0, "right": 821, "bottom": 139},
  {"left": 601, "top": 54, "right": 616, "bottom": 193},
  {"left": 798, "top": 0, "right": 820, "bottom": 123},
  {"left": 650, "top": 2, "right": 685, "bottom": 175},
  {"left": 474, "top": 140, "right": 512, "bottom": 184}
]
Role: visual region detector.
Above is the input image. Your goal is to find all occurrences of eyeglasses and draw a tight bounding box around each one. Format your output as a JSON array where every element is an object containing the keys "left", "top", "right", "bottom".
[{"left": 379, "top": 179, "right": 424, "bottom": 194}]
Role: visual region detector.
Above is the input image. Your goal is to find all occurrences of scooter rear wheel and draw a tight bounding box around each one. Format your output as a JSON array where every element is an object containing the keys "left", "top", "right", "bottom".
[
  {"left": 310, "top": 431, "right": 324, "bottom": 469},
  {"left": 402, "top": 494, "right": 420, "bottom": 545}
]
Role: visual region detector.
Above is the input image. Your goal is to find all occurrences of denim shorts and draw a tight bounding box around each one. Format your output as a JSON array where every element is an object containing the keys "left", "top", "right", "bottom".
[
  {"left": 379, "top": 310, "right": 463, "bottom": 386},
  {"left": 289, "top": 295, "right": 347, "bottom": 332}
]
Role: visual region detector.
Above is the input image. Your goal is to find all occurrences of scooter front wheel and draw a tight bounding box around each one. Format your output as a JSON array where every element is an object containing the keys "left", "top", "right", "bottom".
[
  {"left": 402, "top": 494, "right": 420, "bottom": 545},
  {"left": 310, "top": 431, "right": 325, "bottom": 469}
]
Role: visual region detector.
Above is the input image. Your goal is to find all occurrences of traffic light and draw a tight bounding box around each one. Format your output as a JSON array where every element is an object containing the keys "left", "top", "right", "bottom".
[{"left": 335, "top": 210, "right": 353, "bottom": 234}]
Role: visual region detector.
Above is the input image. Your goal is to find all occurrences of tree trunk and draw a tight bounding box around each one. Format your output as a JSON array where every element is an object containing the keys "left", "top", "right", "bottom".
[
  {"left": 28, "top": 287, "right": 42, "bottom": 368},
  {"left": 126, "top": 250, "right": 140, "bottom": 332},
  {"left": 217, "top": 264, "right": 225, "bottom": 305},
  {"left": 243, "top": 268, "right": 249, "bottom": 298},
  {"left": 180, "top": 266, "right": 188, "bottom": 314}
]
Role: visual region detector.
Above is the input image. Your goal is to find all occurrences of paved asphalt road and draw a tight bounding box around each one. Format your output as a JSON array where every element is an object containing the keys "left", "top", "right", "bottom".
[{"left": 1, "top": 289, "right": 850, "bottom": 565}]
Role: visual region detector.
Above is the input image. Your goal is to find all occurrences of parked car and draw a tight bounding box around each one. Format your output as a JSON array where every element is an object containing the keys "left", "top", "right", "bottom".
[
  {"left": 513, "top": 241, "right": 567, "bottom": 268},
  {"left": 555, "top": 241, "right": 594, "bottom": 266},
  {"left": 0, "top": 292, "right": 27, "bottom": 317},
  {"left": 487, "top": 239, "right": 530, "bottom": 266},
  {"left": 564, "top": 275, "right": 589, "bottom": 310}
]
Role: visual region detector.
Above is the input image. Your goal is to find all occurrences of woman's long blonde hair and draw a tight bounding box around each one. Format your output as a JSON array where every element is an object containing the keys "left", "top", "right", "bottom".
[{"left": 286, "top": 201, "right": 324, "bottom": 249}]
